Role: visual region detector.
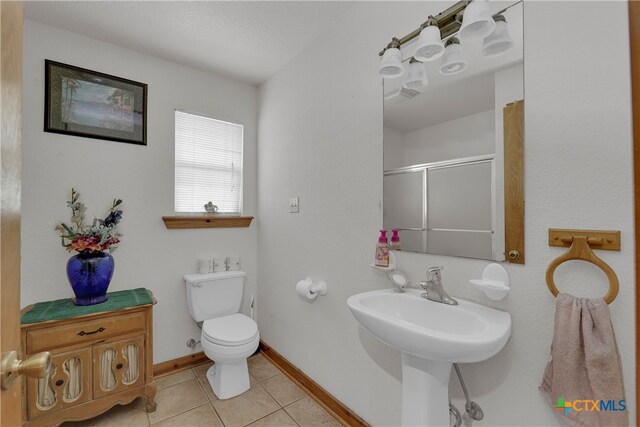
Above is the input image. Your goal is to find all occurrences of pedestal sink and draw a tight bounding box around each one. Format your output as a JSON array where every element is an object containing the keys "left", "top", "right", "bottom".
[{"left": 347, "top": 289, "right": 511, "bottom": 426}]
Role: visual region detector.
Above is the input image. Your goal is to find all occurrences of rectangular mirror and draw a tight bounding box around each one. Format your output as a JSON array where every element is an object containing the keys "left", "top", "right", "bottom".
[{"left": 383, "top": 1, "right": 524, "bottom": 262}]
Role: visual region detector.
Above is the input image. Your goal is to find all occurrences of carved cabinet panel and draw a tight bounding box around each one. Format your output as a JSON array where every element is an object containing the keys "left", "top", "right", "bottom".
[
  {"left": 26, "top": 348, "right": 92, "bottom": 419},
  {"left": 93, "top": 335, "right": 145, "bottom": 398}
]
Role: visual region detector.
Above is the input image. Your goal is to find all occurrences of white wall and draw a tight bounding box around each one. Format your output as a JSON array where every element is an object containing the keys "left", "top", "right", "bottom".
[
  {"left": 258, "top": 2, "right": 634, "bottom": 426},
  {"left": 383, "top": 126, "right": 404, "bottom": 170},
  {"left": 403, "top": 109, "right": 495, "bottom": 165},
  {"left": 384, "top": 109, "right": 495, "bottom": 170},
  {"left": 21, "top": 19, "right": 259, "bottom": 364}
]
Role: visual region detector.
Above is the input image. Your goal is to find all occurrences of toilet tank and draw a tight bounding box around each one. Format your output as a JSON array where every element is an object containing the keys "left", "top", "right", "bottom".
[{"left": 184, "top": 271, "right": 246, "bottom": 322}]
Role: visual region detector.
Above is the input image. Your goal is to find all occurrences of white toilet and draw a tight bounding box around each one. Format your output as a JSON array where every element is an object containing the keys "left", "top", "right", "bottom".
[{"left": 184, "top": 271, "right": 259, "bottom": 399}]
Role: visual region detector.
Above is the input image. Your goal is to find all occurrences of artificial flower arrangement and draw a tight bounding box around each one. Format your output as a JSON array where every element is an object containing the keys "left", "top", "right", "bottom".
[{"left": 55, "top": 188, "right": 123, "bottom": 253}]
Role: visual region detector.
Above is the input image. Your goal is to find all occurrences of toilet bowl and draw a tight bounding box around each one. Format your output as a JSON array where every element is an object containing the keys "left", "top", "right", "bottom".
[
  {"left": 201, "top": 313, "right": 259, "bottom": 399},
  {"left": 184, "top": 271, "right": 259, "bottom": 400}
]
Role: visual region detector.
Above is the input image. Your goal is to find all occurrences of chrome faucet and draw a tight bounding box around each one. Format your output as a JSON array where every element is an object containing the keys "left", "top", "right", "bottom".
[{"left": 419, "top": 267, "right": 458, "bottom": 305}]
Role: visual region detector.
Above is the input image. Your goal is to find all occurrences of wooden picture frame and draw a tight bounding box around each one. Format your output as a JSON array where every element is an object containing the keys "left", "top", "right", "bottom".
[{"left": 45, "top": 60, "right": 147, "bottom": 145}]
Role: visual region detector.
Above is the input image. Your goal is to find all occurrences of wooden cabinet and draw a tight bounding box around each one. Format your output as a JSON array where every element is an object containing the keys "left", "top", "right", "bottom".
[{"left": 21, "top": 291, "right": 156, "bottom": 427}]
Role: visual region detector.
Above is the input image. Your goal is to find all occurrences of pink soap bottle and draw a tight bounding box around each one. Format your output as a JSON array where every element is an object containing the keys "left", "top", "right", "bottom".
[
  {"left": 375, "top": 229, "right": 390, "bottom": 268},
  {"left": 391, "top": 229, "right": 401, "bottom": 251}
]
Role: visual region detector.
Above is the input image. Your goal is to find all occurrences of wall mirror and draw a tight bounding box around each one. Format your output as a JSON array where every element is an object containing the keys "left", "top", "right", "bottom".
[{"left": 383, "top": 1, "right": 524, "bottom": 262}]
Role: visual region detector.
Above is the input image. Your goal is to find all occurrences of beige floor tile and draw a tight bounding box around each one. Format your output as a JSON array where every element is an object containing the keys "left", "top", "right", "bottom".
[
  {"left": 193, "top": 362, "right": 217, "bottom": 401},
  {"left": 193, "top": 361, "right": 214, "bottom": 376},
  {"left": 148, "top": 378, "right": 208, "bottom": 424},
  {"left": 200, "top": 381, "right": 219, "bottom": 402},
  {"left": 194, "top": 362, "right": 256, "bottom": 402},
  {"left": 194, "top": 362, "right": 222, "bottom": 403},
  {"left": 260, "top": 374, "right": 305, "bottom": 407},
  {"left": 77, "top": 398, "right": 149, "bottom": 427},
  {"left": 247, "top": 409, "right": 299, "bottom": 427},
  {"left": 247, "top": 354, "right": 280, "bottom": 382},
  {"left": 155, "top": 368, "right": 195, "bottom": 390},
  {"left": 284, "top": 397, "right": 341, "bottom": 427},
  {"left": 151, "top": 403, "right": 223, "bottom": 427},
  {"left": 212, "top": 383, "right": 280, "bottom": 427}
]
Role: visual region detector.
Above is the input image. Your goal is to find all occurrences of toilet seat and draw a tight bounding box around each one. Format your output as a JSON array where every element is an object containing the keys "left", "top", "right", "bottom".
[{"left": 202, "top": 313, "right": 258, "bottom": 347}]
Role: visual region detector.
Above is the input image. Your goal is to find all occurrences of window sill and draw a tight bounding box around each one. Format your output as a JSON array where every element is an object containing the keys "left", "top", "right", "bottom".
[{"left": 162, "top": 215, "right": 254, "bottom": 229}]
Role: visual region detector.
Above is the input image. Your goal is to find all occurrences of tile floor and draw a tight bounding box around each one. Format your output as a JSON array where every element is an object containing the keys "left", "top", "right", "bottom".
[{"left": 63, "top": 353, "right": 343, "bottom": 427}]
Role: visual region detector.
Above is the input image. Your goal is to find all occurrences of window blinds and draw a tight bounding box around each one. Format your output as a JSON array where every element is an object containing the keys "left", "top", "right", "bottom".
[{"left": 175, "top": 111, "right": 243, "bottom": 213}]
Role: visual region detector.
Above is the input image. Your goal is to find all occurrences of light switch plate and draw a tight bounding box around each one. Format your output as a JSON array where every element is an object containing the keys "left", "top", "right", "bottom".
[{"left": 289, "top": 197, "right": 299, "bottom": 213}]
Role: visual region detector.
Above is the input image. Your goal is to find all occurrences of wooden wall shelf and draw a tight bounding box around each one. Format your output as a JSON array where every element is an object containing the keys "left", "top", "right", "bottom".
[
  {"left": 162, "top": 215, "right": 253, "bottom": 229},
  {"left": 548, "top": 228, "right": 621, "bottom": 251}
]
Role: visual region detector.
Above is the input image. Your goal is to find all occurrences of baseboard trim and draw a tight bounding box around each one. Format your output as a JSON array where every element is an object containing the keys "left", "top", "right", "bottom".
[
  {"left": 259, "top": 340, "right": 369, "bottom": 427},
  {"left": 153, "top": 351, "right": 208, "bottom": 377}
]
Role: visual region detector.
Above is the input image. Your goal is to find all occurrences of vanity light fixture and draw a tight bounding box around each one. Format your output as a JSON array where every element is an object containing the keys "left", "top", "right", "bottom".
[
  {"left": 440, "top": 37, "right": 467, "bottom": 75},
  {"left": 413, "top": 18, "right": 445, "bottom": 62},
  {"left": 458, "top": 0, "right": 496, "bottom": 41},
  {"left": 378, "top": 0, "right": 519, "bottom": 80},
  {"left": 403, "top": 58, "right": 428, "bottom": 89},
  {"left": 379, "top": 39, "right": 404, "bottom": 78},
  {"left": 481, "top": 15, "right": 513, "bottom": 56}
]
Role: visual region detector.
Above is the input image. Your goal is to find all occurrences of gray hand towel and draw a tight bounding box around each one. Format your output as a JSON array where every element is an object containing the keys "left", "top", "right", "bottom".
[{"left": 540, "top": 293, "right": 627, "bottom": 426}]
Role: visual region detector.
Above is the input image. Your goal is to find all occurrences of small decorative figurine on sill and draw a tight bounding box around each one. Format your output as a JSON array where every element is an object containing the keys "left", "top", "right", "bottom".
[{"left": 204, "top": 201, "right": 219, "bottom": 214}]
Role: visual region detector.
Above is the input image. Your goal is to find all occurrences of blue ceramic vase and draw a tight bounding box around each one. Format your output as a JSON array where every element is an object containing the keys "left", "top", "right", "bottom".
[{"left": 66, "top": 251, "right": 114, "bottom": 306}]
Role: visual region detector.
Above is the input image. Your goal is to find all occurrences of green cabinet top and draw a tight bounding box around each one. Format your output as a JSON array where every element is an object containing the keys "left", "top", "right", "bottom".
[{"left": 21, "top": 288, "right": 155, "bottom": 325}]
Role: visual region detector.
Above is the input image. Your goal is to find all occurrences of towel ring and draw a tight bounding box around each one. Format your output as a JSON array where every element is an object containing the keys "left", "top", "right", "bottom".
[{"left": 545, "top": 235, "right": 619, "bottom": 304}]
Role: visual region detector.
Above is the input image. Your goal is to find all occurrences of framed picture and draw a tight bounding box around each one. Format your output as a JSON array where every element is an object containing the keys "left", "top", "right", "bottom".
[{"left": 45, "top": 60, "right": 147, "bottom": 145}]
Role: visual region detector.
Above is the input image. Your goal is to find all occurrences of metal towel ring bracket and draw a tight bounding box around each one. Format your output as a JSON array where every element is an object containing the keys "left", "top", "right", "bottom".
[{"left": 545, "top": 235, "right": 619, "bottom": 304}]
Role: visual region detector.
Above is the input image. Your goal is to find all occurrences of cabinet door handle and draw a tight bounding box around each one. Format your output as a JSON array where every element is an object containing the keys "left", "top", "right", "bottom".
[
  {"left": 77, "top": 327, "right": 105, "bottom": 336},
  {"left": 55, "top": 379, "right": 64, "bottom": 387},
  {"left": 116, "top": 363, "right": 123, "bottom": 370}
]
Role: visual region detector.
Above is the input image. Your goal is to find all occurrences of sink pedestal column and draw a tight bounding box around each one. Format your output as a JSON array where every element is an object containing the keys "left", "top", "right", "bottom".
[{"left": 401, "top": 353, "right": 452, "bottom": 426}]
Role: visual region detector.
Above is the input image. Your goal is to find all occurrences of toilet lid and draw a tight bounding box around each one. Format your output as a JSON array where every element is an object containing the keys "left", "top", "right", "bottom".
[{"left": 202, "top": 314, "right": 258, "bottom": 346}]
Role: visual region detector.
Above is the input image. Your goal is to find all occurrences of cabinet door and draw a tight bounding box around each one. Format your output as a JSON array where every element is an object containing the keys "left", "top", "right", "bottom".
[
  {"left": 26, "top": 347, "right": 92, "bottom": 420},
  {"left": 93, "top": 335, "right": 145, "bottom": 398}
]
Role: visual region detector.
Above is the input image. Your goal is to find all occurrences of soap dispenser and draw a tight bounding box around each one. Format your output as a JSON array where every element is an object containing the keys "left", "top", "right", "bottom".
[
  {"left": 391, "top": 229, "right": 401, "bottom": 251},
  {"left": 375, "top": 229, "right": 390, "bottom": 268}
]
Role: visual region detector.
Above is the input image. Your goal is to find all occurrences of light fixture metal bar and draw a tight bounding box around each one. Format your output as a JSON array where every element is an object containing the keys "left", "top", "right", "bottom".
[
  {"left": 378, "top": 0, "right": 468, "bottom": 56},
  {"left": 378, "top": 0, "right": 521, "bottom": 57}
]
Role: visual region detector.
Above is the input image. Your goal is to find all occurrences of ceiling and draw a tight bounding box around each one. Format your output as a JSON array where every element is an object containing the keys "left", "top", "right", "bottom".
[{"left": 25, "top": 1, "right": 354, "bottom": 86}]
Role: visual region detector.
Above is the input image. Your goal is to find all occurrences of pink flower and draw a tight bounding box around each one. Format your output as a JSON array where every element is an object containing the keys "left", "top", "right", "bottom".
[
  {"left": 69, "top": 235, "right": 102, "bottom": 253},
  {"left": 99, "top": 237, "right": 120, "bottom": 251}
]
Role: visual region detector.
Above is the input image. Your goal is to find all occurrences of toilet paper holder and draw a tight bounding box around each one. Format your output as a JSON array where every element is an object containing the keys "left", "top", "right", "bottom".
[{"left": 296, "top": 277, "right": 328, "bottom": 300}]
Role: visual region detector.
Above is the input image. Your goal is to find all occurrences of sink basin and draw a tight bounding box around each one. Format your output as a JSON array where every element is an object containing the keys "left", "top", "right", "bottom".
[
  {"left": 347, "top": 288, "right": 511, "bottom": 363},
  {"left": 347, "top": 288, "right": 511, "bottom": 426}
]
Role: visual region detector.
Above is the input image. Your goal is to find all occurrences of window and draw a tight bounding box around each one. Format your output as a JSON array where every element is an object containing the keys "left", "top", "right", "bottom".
[{"left": 175, "top": 111, "right": 243, "bottom": 213}]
